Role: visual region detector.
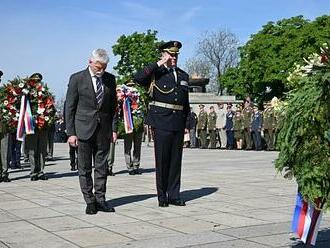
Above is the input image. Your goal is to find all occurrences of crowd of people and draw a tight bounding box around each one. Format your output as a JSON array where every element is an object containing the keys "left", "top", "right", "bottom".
[{"left": 185, "top": 98, "right": 279, "bottom": 151}]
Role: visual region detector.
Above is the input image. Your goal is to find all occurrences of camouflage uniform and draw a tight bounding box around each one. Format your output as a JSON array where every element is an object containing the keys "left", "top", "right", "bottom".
[
  {"left": 242, "top": 105, "right": 253, "bottom": 149},
  {"left": 263, "top": 106, "right": 276, "bottom": 150},
  {"left": 197, "top": 110, "right": 208, "bottom": 148},
  {"left": 208, "top": 111, "right": 217, "bottom": 149}
]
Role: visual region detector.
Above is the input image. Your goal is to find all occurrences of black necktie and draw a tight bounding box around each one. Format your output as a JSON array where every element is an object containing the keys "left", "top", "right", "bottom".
[{"left": 95, "top": 76, "right": 103, "bottom": 105}]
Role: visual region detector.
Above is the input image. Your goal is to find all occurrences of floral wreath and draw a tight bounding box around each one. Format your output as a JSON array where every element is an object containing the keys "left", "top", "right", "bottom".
[{"left": 0, "top": 77, "right": 56, "bottom": 132}]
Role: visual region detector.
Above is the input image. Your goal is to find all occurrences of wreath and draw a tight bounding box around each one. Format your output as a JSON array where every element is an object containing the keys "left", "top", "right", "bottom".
[{"left": 0, "top": 77, "right": 56, "bottom": 133}]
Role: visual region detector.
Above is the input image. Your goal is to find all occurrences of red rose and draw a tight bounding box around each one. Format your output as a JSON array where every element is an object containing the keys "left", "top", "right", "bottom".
[
  {"left": 29, "top": 80, "right": 36, "bottom": 87},
  {"left": 37, "top": 116, "right": 45, "bottom": 128},
  {"left": 45, "top": 97, "right": 54, "bottom": 108}
]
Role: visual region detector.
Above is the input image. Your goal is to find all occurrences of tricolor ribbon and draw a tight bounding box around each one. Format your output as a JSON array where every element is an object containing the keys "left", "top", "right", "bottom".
[
  {"left": 292, "top": 192, "right": 323, "bottom": 246},
  {"left": 123, "top": 97, "right": 134, "bottom": 134},
  {"left": 16, "top": 95, "right": 35, "bottom": 141}
]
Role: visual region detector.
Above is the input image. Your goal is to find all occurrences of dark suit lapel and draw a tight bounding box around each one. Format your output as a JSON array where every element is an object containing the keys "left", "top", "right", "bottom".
[{"left": 84, "top": 68, "right": 97, "bottom": 106}]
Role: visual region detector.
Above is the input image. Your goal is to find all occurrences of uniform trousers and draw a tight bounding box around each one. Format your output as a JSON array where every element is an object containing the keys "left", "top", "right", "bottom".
[
  {"left": 252, "top": 130, "right": 262, "bottom": 150},
  {"left": 78, "top": 127, "right": 110, "bottom": 204},
  {"left": 124, "top": 131, "right": 143, "bottom": 171},
  {"left": 209, "top": 130, "right": 217, "bottom": 149},
  {"left": 0, "top": 133, "right": 9, "bottom": 178},
  {"left": 264, "top": 129, "right": 275, "bottom": 150},
  {"left": 25, "top": 129, "right": 47, "bottom": 177},
  {"left": 243, "top": 128, "right": 253, "bottom": 149},
  {"left": 153, "top": 128, "right": 184, "bottom": 202}
]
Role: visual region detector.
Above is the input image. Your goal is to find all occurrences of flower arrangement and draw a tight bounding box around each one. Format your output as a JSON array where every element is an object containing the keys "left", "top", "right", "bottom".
[
  {"left": 0, "top": 77, "right": 56, "bottom": 132},
  {"left": 275, "top": 42, "right": 330, "bottom": 209},
  {"left": 116, "top": 83, "right": 148, "bottom": 135}
]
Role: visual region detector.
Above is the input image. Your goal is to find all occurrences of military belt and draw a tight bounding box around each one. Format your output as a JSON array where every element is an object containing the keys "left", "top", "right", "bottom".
[{"left": 150, "top": 101, "right": 183, "bottom": 111}]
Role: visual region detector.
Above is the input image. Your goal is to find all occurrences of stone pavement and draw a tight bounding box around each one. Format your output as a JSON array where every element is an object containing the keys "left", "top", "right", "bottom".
[{"left": 0, "top": 142, "right": 329, "bottom": 248}]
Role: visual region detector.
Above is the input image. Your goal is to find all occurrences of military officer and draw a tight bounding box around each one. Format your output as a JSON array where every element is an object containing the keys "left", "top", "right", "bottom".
[
  {"left": 197, "top": 104, "right": 208, "bottom": 149},
  {"left": 251, "top": 104, "right": 263, "bottom": 150},
  {"left": 224, "top": 104, "right": 235, "bottom": 149},
  {"left": 242, "top": 98, "right": 253, "bottom": 150},
  {"left": 134, "top": 40, "right": 189, "bottom": 207},
  {"left": 233, "top": 107, "right": 244, "bottom": 149},
  {"left": 0, "top": 70, "right": 11, "bottom": 183},
  {"left": 25, "top": 73, "right": 48, "bottom": 181},
  {"left": 262, "top": 102, "right": 276, "bottom": 151},
  {"left": 207, "top": 106, "right": 217, "bottom": 149}
]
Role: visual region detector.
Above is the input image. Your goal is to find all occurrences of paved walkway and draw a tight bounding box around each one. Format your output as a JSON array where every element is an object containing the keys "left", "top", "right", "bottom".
[{"left": 0, "top": 142, "right": 329, "bottom": 248}]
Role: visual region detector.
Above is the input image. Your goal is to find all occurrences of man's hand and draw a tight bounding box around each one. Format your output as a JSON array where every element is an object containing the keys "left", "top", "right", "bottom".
[
  {"left": 112, "top": 132, "right": 117, "bottom": 143},
  {"left": 184, "top": 128, "right": 189, "bottom": 133},
  {"left": 68, "top": 135, "right": 78, "bottom": 147},
  {"left": 157, "top": 53, "right": 171, "bottom": 67}
]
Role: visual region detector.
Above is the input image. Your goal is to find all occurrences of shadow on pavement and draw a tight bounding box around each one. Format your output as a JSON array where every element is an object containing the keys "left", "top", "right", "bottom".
[
  {"left": 291, "top": 228, "right": 330, "bottom": 248},
  {"left": 107, "top": 194, "right": 157, "bottom": 207},
  {"left": 181, "top": 187, "right": 218, "bottom": 202},
  {"left": 114, "top": 168, "right": 155, "bottom": 175}
]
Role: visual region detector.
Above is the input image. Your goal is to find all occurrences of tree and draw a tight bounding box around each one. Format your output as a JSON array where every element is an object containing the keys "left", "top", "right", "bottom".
[
  {"left": 112, "top": 30, "right": 163, "bottom": 84},
  {"left": 230, "top": 15, "right": 330, "bottom": 103},
  {"left": 197, "top": 29, "right": 240, "bottom": 95},
  {"left": 184, "top": 57, "right": 211, "bottom": 78}
]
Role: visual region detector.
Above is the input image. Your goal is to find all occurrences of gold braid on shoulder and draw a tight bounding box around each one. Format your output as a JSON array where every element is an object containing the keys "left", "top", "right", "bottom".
[{"left": 148, "top": 74, "right": 175, "bottom": 97}]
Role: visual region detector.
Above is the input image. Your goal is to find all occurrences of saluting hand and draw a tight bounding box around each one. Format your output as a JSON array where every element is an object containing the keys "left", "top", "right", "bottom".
[{"left": 157, "top": 53, "right": 171, "bottom": 67}]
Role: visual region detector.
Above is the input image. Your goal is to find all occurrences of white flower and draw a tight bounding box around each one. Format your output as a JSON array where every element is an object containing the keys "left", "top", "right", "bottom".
[
  {"left": 2, "top": 109, "right": 7, "bottom": 113},
  {"left": 38, "top": 91, "right": 43, "bottom": 96},
  {"left": 37, "top": 108, "right": 45, "bottom": 114},
  {"left": 18, "top": 83, "right": 25, "bottom": 88},
  {"left": 3, "top": 100, "right": 8, "bottom": 106},
  {"left": 22, "top": 89, "right": 29, "bottom": 95},
  {"left": 44, "top": 116, "right": 49, "bottom": 121}
]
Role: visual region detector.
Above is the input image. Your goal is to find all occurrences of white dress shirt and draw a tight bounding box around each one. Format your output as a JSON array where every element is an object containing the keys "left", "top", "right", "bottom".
[{"left": 88, "top": 67, "right": 103, "bottom": 93}]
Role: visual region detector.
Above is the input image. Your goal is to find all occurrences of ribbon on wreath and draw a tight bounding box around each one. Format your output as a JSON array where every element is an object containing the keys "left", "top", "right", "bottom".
[
  {"left": 16, "top": 95, "right": 35, "bottom": 141},
  {"left": 123, "top": 97, "right": 134, "bottom": 134}
]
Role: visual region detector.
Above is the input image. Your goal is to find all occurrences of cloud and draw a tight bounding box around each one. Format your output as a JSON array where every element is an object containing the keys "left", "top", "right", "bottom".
[{"left": 121, "top": 1, "right": 164, "bottom": 20}]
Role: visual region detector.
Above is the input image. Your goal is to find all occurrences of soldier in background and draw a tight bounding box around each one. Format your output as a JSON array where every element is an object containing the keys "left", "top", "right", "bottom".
[
  {"left": 224, "top": 104, "right": 235, "bottom": 149},
  {"left": 197, "top": 104, "right": 208, "bottom": 149},
  {"left": 242, "top": 98, "right": 253, "bottom": 150},
  {"left": 186, "top": 107, "right": 198, "bottom": 148},
  {"left": 251, "top": 104, "right": 263, "bottom": 151},
  {"left": 207, "top": 106, "right": 217, "bottom": 149},
  {"left": 233, "top": 107, "right": 244, "bottom": 150},
  {"left": 216, "top": 103, "right": 227, "bottom": 149},
  {"left": 106, "top": 113, "right": 118, "bottom": 176},
  {"left": 0, "top": 70, "right": 10, "bottom": 182},
  {"left": 262, "top": 102, "right": 276, "bottom": 151},
  {"left": 25, "top": 73, "right": 48, "bottom": 181}
]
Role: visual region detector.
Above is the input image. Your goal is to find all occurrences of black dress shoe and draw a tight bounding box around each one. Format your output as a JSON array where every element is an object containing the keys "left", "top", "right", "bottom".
[
  {"left": 108, "top": 167, "right": 115, "bottom": 176},
  {"left": 169, "top": 199, "right": 186, "bottom": 206},
  {"left": 96, "top": 202, "right": 115, "bottom": 212},
  {"left": 128, "top": 170, "right": 135, "bottom": 175},
  {"left": 158, "top": 201, "right": 169, "bottom": 207},
  {"left": 31, "top": 175, "right": 38, "bottom": 181},
  {"left": 86, "top": 203, "right": 97, "bottom": 215},
  {"left": 38, "top": 174, "right": 48, "bottom": 180},
  {"left": 2, "top": 176, "right": 11, "bottom": 182},
  {"left": 134, "top": 168, "right": 142, "bottom": 175}
]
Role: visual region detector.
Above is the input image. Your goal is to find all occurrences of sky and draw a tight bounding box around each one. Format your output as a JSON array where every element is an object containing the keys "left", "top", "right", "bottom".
[{"left": 1, "top": 0, "right": 330, "bottom": 99}]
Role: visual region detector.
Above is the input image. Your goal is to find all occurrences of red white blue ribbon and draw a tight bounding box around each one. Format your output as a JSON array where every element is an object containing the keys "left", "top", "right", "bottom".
[
  {"left": 123, "top": 97, "right": 133, "bottom": 134},
  {"left": 16, "top": 95, "right": 35, "bottom": 141},
  {"left": 292, "top": 192, "right": 323, "bottom": 245}
]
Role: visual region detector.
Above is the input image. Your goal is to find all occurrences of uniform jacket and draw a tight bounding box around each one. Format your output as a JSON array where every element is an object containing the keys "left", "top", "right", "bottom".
[
  {"left": 224, "top": 111, "right": 235, "bottom": 130},
  {"left": 197, "top": 111, "right": 208, "bottom": 130},
  {"left": 65, "top": 68, "right": 117, "bottom": 140},
  {"left": 186, "top": 111, "right": 197, "bottom": 130},
  {"left": 242, "top": 106, "right": 253, "bottom": 129},
  {"left": 208, "top": 112, "right": 217, "bottom": 130},
  {"left": 134, "top": 62, "right": 190, "bottom": 131},
  {"left": 263, "top": 107, "right": 276, "bottom": 130},
  {"left": 233, "top": 114, "right": 243, "bottom": 131},
  {"left": 251, "top": 111, "right": 263, "bottom": 131}
]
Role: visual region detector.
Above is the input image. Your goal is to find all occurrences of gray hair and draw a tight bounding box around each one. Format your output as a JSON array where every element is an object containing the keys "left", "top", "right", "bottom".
[{"left": 90, "top": 49, "right": 109, "bottom": 64}]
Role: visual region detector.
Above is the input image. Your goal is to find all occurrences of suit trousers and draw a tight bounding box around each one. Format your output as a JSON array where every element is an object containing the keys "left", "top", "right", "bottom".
[
  {"left": 69, "top": 144, "right": 78, "bottom": 167},
  {"left": 124, "top": 131, "right": 143, "bottom": 171},
  {"left": 153, "top": 128, "right": 184, "bottom": 202},
  {"left": 189, "top": 128, "right": 197, "bottom": 148},
  {"left": 25, "top": 129, "right": 48, "bottom": 177},
  {"left": 0, "top": 133, "right": 9, "bottom": 177},
  {"left": 217, "top": 128, "right": 227, "bottom": 148},
  {"left": 252, "top": 130, "right": 262, "bottom": 150},
  {"left": 47, "top": 129, "right": 55, "bottom": 158},
  {"left": 78, "top": 126, "right": 110, "bottom": 204}
]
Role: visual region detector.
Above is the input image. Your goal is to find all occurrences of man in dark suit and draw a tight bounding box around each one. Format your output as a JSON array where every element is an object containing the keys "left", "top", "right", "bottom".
[
  {"left": 65, "top": 49, "right": 117, "bottom": 215},
  {"left": 134, "top": 41, "right": 189, "bottom": 207}
]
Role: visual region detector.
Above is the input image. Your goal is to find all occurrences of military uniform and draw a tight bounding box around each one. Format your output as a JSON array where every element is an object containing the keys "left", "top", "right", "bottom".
[
  {"left": 242, "top": 105, "right": 253, "bottom": 149},
  {"left": 263, "top": 105, "right": 276, "bottom": 150},
  {"left": 0, "top": 123, "right": 10, "bottom": 182},
  {"left": 197, "top": 109, "right": 208, "bottom": 148},
  {"left": 26, "top": 73, "right": 48, "bottom": 181},
  {"left": 208, "top": 110, "right": 217, "bottom": 149},
  {"left": 224, "top": 109, "right": 235, "bottom": 149},
  {"left": 251, "top": 108, "right": 263, "bottom": 150},
  {"left": 134, "top": 41, "right": 189, "bottom": 206},
  {"left": 233, "top": 111, "right": 243, "bottom": 148},
  {"left": 216, "top": 106, "right": 227, "bottom": 148}
]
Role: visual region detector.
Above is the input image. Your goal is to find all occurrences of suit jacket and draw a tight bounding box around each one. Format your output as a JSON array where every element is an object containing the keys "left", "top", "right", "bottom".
[
  {"left": 134, "top": 62, "right": 189, "bottom": 131},
  {"left": 65, "top": 68, "right": 117, "bottom": 140}
]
